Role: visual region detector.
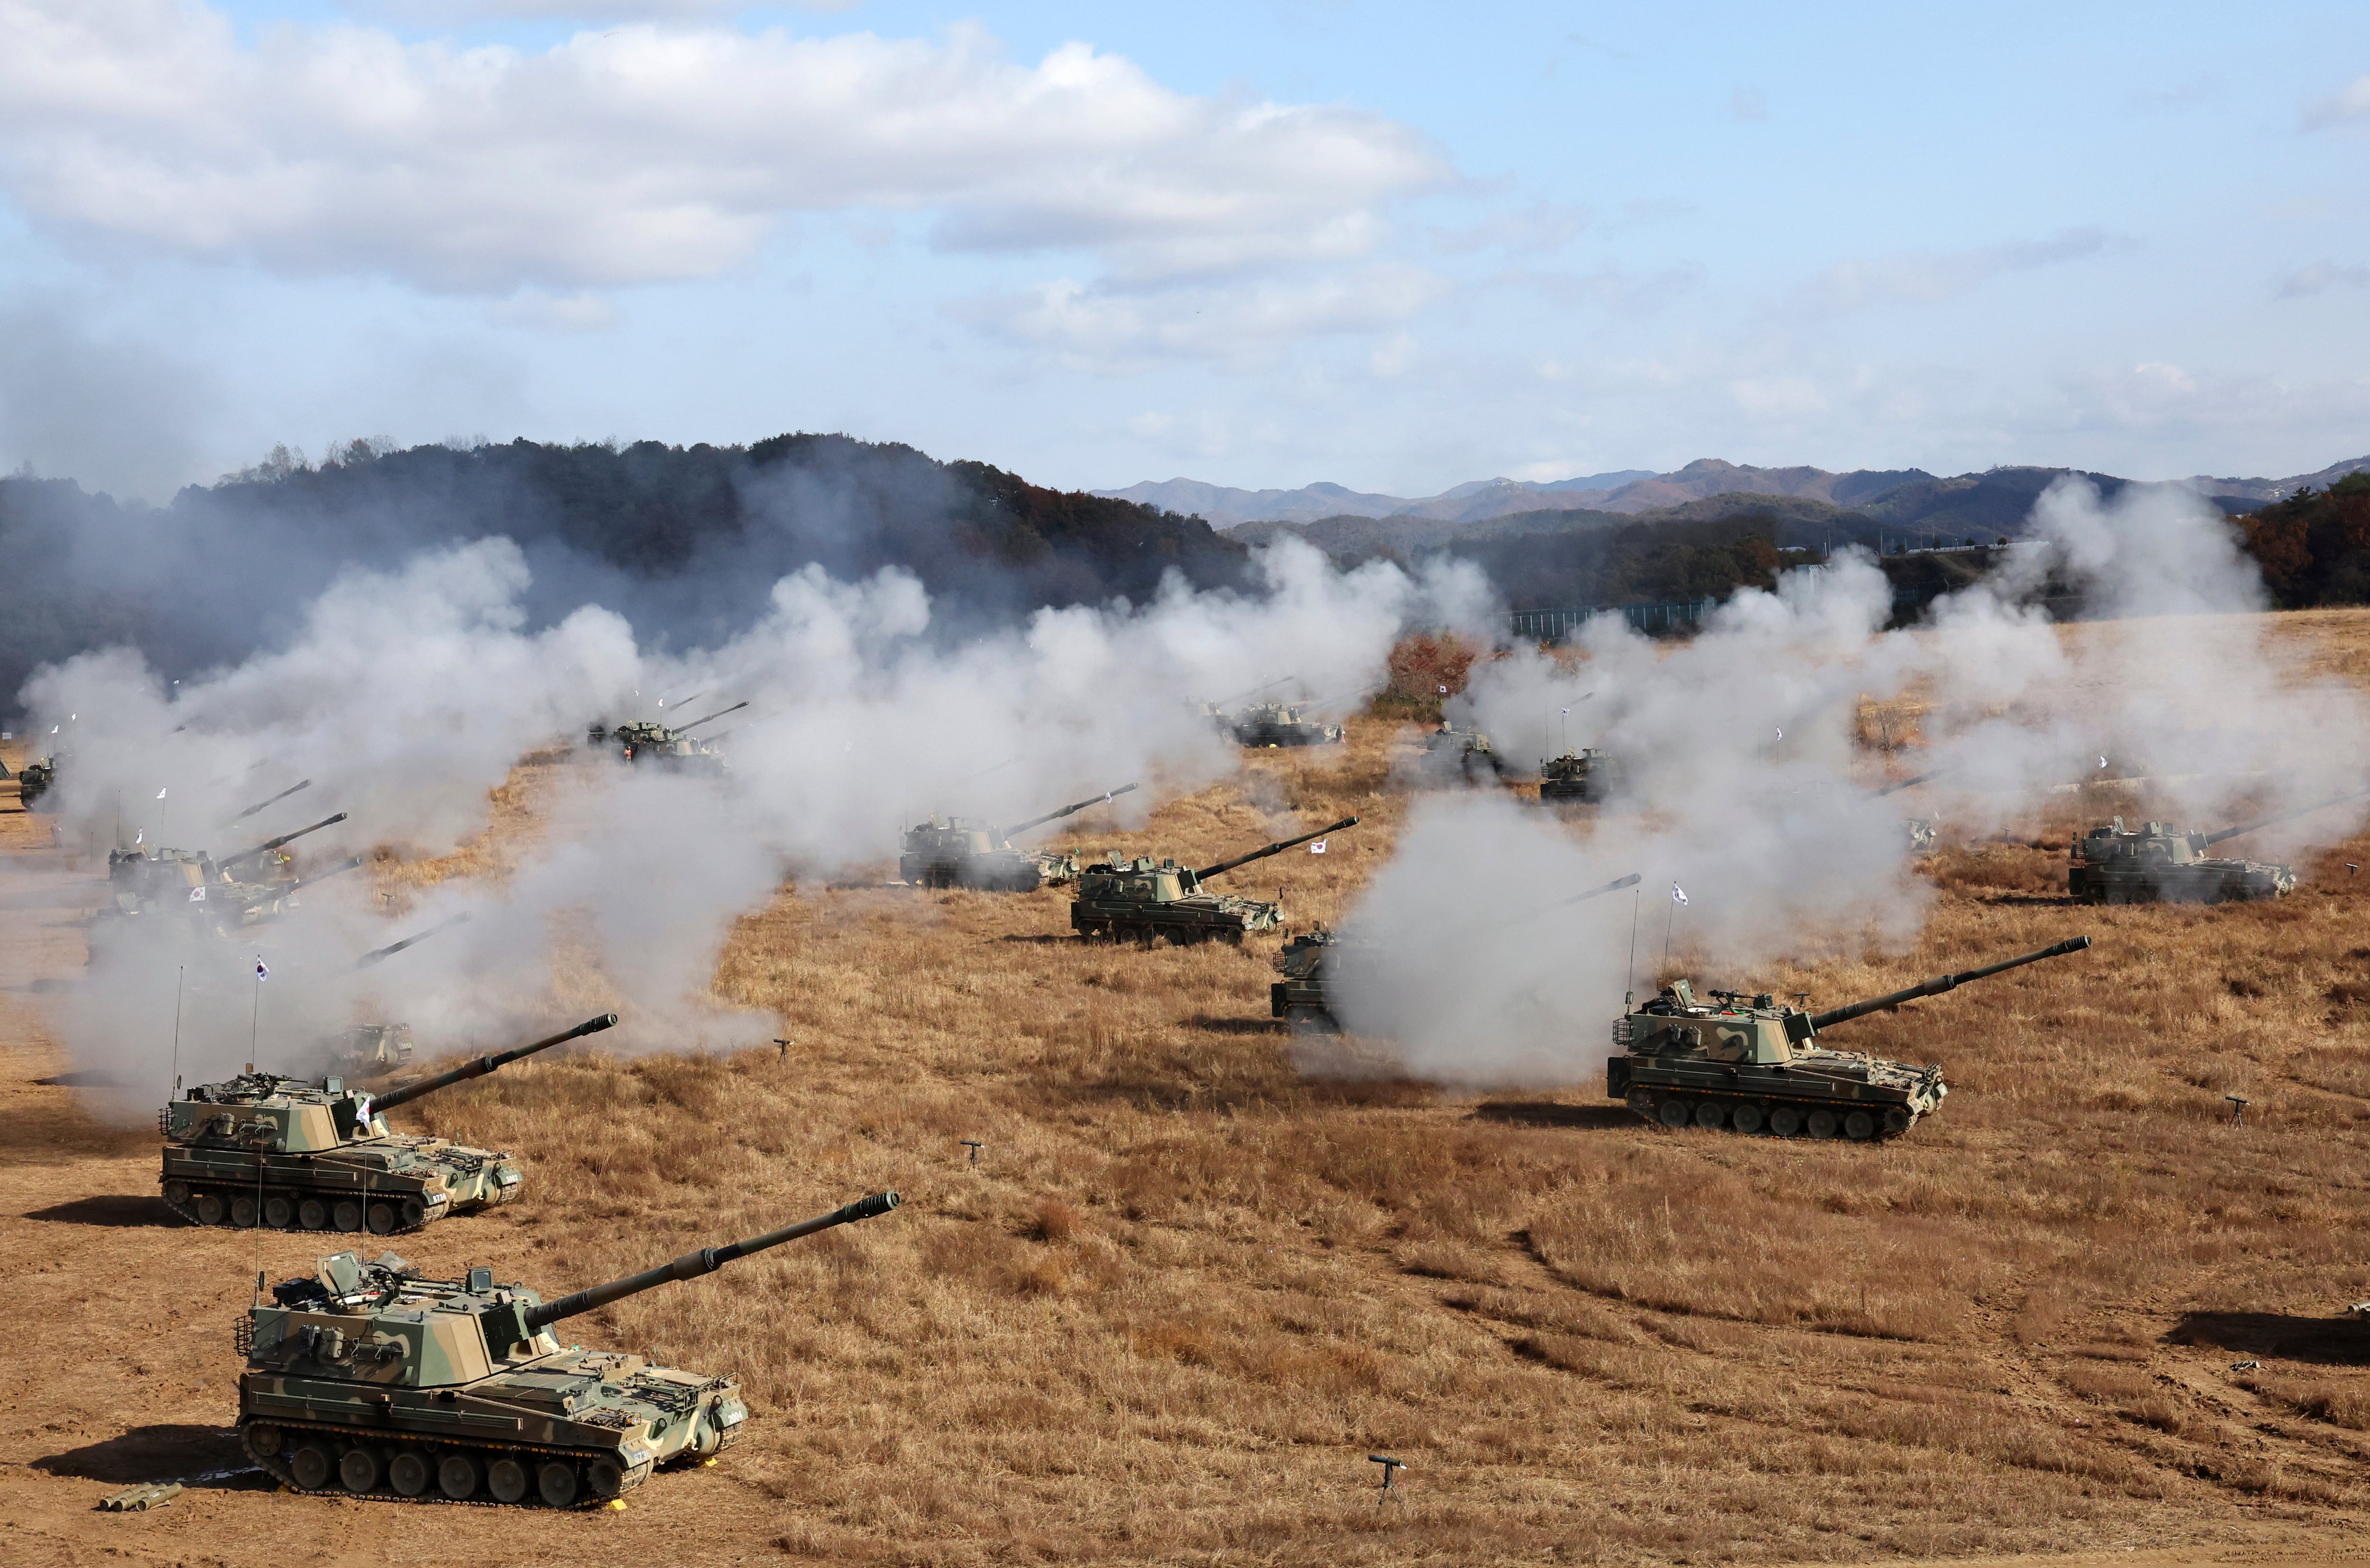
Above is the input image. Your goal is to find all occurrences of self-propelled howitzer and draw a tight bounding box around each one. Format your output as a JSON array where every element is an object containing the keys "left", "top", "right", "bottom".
[
  {"left": 2069, "top": 788, "right": 2370, "bottom": 904},
  {"left": 161, "top": 1014, "right": 618, "bottom": 1234},
  {"left": 239, "top": 1192, "right": 900, "bottom": 1508},
  {"left": 900, "top": 783, "right": 1139, "bottom": 890},
  {"left": 1073, "top": 816, "right": 1358, "bottom": 944},
  {"left": 1608, "top": 937, "right": 2091, "bottom": 1140}
]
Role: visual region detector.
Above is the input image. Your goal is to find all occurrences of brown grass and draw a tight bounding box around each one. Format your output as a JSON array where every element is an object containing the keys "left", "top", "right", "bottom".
[{"left": 31, "top": 615, "right": 2370, "bottom": 1563}]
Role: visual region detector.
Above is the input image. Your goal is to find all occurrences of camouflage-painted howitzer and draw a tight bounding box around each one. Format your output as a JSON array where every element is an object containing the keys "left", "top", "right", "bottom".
[
  {"left": 2069, "top": 788, "right": 2370, "bottom": 904},
  {"left": 901, "top": 784, "right": 1139, "bottom": 891},
  {"left": 1608, "top": 936, "right": 2092, "bottom": 1140},
  {"left": 1074, "top": 816, "right": 1358, "bottom": 944},
  {"left": 238, "top": 1191, "right": 901, "bottom": 1507},
  {"left": 160, "top": 1013, "right": 617, "bottom": 1234}
]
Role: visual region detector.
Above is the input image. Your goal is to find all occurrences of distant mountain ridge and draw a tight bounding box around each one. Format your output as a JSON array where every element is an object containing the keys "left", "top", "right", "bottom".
[{"left": 1099, "top": 456, "right": 2370, "bottom": 531}]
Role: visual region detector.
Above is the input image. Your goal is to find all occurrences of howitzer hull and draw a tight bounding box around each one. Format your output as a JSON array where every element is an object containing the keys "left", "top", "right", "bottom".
[
  {"left": 901, "top": 847, "right": 1077, "bottom": 892},
  {"left": 161, "top": 1134, "right": 520, "bottom": 1235},
  {"left": 1232, "top": 718, "right": 1343, "bottom": 748},
  {"left": 239, "top": 1353, "right": 743, "bottom": 1508},
  {"left": 2069, "top": 858, "right": 2293, "bottom": 904},
  {"left": 1072, "top": 893, "right": 1278, "bottom": 943},
  {"left": 1606, "top": 1048, "right": 1947, "bottom": 1141}
]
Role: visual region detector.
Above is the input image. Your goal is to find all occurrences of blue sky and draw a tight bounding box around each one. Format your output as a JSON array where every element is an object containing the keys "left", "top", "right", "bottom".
[{"left": 2, "top": 0, "right": 2366, "bottom": 501}]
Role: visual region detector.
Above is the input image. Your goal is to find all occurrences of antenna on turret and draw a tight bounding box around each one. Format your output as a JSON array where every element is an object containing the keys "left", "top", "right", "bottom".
[
  {"left": 169, "top": 966, "right": 184, "bottom": 1097},
  {"left": 1624, "top": 883, "right": 1641, "bottom": 1012}
]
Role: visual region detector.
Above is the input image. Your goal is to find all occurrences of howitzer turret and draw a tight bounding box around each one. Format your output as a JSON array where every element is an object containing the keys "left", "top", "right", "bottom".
[
  {"left": 159, "top": 1013, "right": 619, "bottom": 1235},
  {"left": 2071, "top": 788, "right": 2370, "bottom": 903},
  {"left": 1607, "top": 935, "right": 2094, "bottom": 1140},
  {"left": 372, "top": 1012, "right": 618, "bottom": 1114},
  {"left": 1195, "top": 816, "right": 1358, "bottom": 882},
  {"left": 1075, "top": 817, "right": 1358, "bottom": 944},
  {"left": 238, "top": 1191, "right": 901, "bottom": 1507}
]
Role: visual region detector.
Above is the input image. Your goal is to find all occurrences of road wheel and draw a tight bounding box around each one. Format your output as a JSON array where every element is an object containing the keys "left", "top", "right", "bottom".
[
  {"left": 230, "top": 1194, "right": 259, "bottom": 1228},
  {"left": 488, "top": 1457, "right": 530, "bottom": 1504},
  {"left": 387, "top": 1449, "right": 430, "bottom": 1497},
  {"left": 243, "top": 1423, "right": 283, "bottom": 1461},
  {"left": 401, "top": 1197, "right": 428, "bottom": 1229},
  {"left": 1693, "top": 1100, "right": 1727, "bottom": 1130},
  {"left": 290, "top": 1442, "right": 334, "bottom": 1490},
  {"left": 333, "top": 1199, "right": 364, "bottom": 1231},
  {"left": 1731, "top": 1103, "right": 1766, "bottom": 1135},
  {"left": 367, "top": 1202, "right": 397, "bottom": 1234},
  {"left": 585, "top": 1458, "right": 625, "bottom": 1499},
  {"left": 1806, "top": 1108, "right": 1840, "bottom": 1139},
  {"left": 537, "top": 1461, "right": 580, "bottom": 1508},
  {"left": 1843, "top": 1109, "right": 1876, "bottom": 1141},
  {"left": 1768, "top": 1105, "right": 1803, "bottom": 1137},
  {"left": 298, "top": 1198, "right": 328, "bottom": 1230},
  {"left": 437, "top": 1453, "right": 481, "bottom": 1500},
  {"left": 194, "top": 1191, "right": 226, "bottom": 1225},
  {"left": 1656, "top": 1098, "right": 1692, "bottom": 1130},
  {"left": 264, "top": 1194, "right": 294, "bottom": 1229},
  {"left": 340, "top": 1447, "right": 382, "bottom": 1493},
  {"left": 164, "top": 1181, "right": 190, "bottom": 1207},
  {"left": 1884, "top": 1106, "right": 1912, "bottom": 1135}
]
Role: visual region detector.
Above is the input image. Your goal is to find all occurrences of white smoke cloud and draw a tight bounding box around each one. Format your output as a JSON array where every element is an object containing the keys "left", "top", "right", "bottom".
[{"left": 11, "top": 532, "right": 1494, "bottom": 1111}]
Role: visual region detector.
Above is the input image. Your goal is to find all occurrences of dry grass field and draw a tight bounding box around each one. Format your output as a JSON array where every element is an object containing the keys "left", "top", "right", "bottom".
[{"left": 10, "top": 611, "right": 2370, "bottom": 1567}]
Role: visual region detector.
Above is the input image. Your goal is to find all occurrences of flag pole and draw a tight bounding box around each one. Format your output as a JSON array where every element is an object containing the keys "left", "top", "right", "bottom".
[{"left": 247, "top": 957, "right": 262, "bottom": 1074}]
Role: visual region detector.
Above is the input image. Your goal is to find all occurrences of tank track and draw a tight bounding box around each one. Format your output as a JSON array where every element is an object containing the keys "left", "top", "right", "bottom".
[
  {"left": 1075, "top": 918, "right": 1246, "bottom": 946},
  {"left": 161, "top": 1180, "right": 448, "bottom": 1236},
  {"left": 1625, "top": 1087, "right": 1920, "bottom": 1142},
  {"left": 241, "top": 1415, "right": 657, "bottom": 1509}
]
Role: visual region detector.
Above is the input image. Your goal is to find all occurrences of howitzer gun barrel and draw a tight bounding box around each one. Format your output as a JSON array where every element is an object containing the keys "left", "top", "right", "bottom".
[
  {"left": 1484, "top": 872, "right": 1640, "bottom": 934},
  {"left": 1876, "top": 766, "right": 1956, "bottom": 798},
  {"left": 2201, "top": 787, "right": 2370, "bottom": 847},
  {"left": 218, "top": 811, "right": 348, "bottom": 873},
  {"left": 1002, "top": 782, "right": 1139, "bottom": 837},
  {"left": 372, "top": 1012, "right": 618, "bottom": 1113},
  {"left": 1193, "top": 816, "right": 1358, "bottom": 882},
  {"left": 525, "top": 1190, "right": 900, "bottom": 1330},
  {"left": 1806, "top": 936, "right": 2090, "bottom": 1033},
  {"left": 354, "top": 912, "right": 472, "bottom": 970},
  {"left": 227, "top": 779, "right": 313, "bottom": 824},
  {"left": 674, "top": 701, "right": 749, "bottom": 735},
  {"left": 280, "top": 855, "right": 367, "bottom": 896}
]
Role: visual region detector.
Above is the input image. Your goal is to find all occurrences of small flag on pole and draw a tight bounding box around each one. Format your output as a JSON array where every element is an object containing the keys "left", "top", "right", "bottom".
[
  {"left": 254, "top": 960, "right": 269, "bottom": 982},
  {"left": 1438, "top": 685, "right": 1448, "bottom": 694},
  {"left": 1671, "top": 883, "right": 1688, "bottom": 905},
  {"left": 156, "top": 786, "right": 167, "bottom": 800},
  {"left": 2097, "top": 754, "right": 2108, "bottom": 769},
  {"left": 1774, "top": 727, "right": 1783, "bottom": 740},
  {"left": 1310, "top": 839, "right": 1328, "bottom": 854},
  {"left": 188, "top": 886, "right": 206, "bottom": 903}
]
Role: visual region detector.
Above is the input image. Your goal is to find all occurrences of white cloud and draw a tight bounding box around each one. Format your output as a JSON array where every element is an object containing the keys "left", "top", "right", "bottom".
[
  {"left": 1791, "top": 228, "right": 2124, "bottom": 316},
  {"left": 2303, "top": 73, "right": 2370, "bottom": 130},
  {"left": 964, "top": 264, "right": 1451, "bottom": 370},
  {"left": 0, "top": 1, "right": 1449, "bottom": 292},
  {"left": 490, "top": 286, "right": 620, "bottom": 331},
  {"left": 365, "top": 1, "right": 857, "bottom": 18},
  {"left": 2279, "top": 260, "right": 2370, "bottom": 298}
]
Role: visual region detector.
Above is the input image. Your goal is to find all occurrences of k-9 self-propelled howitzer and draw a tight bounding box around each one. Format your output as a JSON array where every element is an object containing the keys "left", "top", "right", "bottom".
[
  {"left": 901, "top": 783, "right": 1139, "bottom": 891},
  {"left": 2069, "top": 788, "right": 2370, "bottom": 904},
  {"left": 239, "top": 1192, "right": 901, "bottom": 1507},
  {"left": 107, "top": 811, "right": 361, "bottom": 930},
  {"left": 1608, "top": 936, "right": 2092, "bottom": 1140},
  {"left": 589, "top": 702, "right": 747, "bottom": 774},
  {"left": 161, "top": 1014, "right": 618, "bottom": 1234},
  {"left": 1072, "top": 816, "right": 1358, "bottom": 944}
]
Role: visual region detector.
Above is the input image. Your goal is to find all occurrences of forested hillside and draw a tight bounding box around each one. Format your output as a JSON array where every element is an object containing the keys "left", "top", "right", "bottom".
[{"left": 0, "top": 436, "right": 1242, "bottom": 707}]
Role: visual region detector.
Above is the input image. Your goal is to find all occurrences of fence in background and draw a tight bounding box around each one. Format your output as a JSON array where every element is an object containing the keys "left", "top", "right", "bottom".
[{"left": 1508, "top": 597, "right": 1718, "bottom": 642}]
